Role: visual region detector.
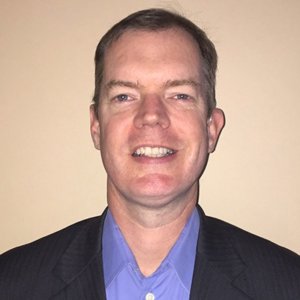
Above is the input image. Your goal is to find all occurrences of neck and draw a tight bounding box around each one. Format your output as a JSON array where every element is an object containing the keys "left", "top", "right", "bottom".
[{"left": 108, "top": 192, "right": 197, "bottom": 276}]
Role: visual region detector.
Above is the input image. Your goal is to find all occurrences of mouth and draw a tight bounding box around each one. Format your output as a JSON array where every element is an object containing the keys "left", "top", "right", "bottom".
[{"left": 132, "top": 146, "right": 175, "bottom": 158}]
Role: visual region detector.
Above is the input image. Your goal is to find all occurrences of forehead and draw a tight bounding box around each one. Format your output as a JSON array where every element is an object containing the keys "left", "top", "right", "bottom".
[
  {"left": 106, "top": 27, "right": 201, "bottom": 61},
  {"left": 102, "top": 28, "right": 202, "bottom": 82},
  {"left": 112, "top": 26, "right": 198, "bottom": 46}
]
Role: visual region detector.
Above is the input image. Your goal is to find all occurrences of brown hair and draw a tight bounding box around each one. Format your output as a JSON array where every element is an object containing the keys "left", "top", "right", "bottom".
[{"left": 92, "top": 8, "right": 218, "bottom": 115}]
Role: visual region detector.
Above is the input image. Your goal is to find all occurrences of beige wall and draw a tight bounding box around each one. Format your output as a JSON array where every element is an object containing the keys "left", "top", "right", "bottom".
[{"left": 1, "top": 0, "right": 299, "bottom": 254}]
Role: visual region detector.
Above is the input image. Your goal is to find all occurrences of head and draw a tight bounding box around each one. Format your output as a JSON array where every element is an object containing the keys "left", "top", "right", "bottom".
[
  {"left": 92, "top": 8, "right": 218, "bottom": 117},
  {"left": 90, "top": 9, "right": 224, "bottom": 214}
]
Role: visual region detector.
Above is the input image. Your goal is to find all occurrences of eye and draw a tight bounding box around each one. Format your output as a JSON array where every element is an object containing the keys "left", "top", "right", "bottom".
[
  {"left": 114, "top": 94, "right": 131, "bottom": 102},
  {"left": 175, "top": 94, "right": 190, "bottom": 100}
]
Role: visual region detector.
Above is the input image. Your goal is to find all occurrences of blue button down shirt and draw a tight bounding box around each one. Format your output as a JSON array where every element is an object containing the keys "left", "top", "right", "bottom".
[{"left": 102, "top": 208, "right": 200, "bottom": 300}]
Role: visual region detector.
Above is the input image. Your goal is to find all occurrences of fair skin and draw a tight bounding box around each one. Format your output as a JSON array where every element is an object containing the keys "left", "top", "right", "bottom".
[{"left": 90, "top": 28, "right": 224, "bottom": 276}]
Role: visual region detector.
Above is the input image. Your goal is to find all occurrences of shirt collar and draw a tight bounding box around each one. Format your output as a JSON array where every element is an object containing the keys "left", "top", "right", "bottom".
[
  {"left": 164, "top": 208, "right": 200, "bottom": 289},
  {"left": 102, "top": 207, "right": 200, "bottom": 290},
  {"left": 102, "top": 210, "right": 134, "bottom": 287}
]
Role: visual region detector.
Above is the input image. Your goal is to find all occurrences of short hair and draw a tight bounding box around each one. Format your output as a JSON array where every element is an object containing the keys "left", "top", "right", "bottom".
[{"left": 92, "top": 8, "right": 218, "bottom": 116}]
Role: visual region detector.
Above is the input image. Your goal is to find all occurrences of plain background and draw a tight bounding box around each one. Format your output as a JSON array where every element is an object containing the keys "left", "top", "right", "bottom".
[{"left": 1, "top": 0, "right": 299, "bottom": 254}]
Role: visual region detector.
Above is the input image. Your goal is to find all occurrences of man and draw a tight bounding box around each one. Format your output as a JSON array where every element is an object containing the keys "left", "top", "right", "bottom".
[{"left": 0, "top": 8, "right": 299, "bottom": 300}]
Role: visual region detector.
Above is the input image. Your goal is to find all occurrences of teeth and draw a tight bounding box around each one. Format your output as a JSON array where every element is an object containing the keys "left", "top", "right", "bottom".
[{"left": 133, "top": 146, "right": 174, "bottom": 158}]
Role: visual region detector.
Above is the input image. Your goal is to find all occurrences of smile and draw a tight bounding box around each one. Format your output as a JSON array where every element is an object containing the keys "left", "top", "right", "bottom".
[{"left": 132, "top": 146, "right": 175, "bottom": 158}]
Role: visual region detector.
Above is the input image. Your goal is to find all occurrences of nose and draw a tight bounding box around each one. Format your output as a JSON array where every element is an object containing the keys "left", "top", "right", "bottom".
[{"left": 133, "top": 94, "right": 170, "bottom": 129}]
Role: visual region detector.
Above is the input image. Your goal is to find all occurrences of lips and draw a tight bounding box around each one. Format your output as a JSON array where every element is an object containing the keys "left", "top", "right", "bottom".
[{"left": 132, "top": 146, "right": 175, "bottom": 158}]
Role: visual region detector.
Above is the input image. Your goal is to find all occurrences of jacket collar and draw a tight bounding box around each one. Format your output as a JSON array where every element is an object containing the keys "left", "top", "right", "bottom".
[
  {"left": 52, "top": 209, "right": 108, "bottom": 299},
  {"left": 190, "top": 205, "right": 252, "bottom": 299}
]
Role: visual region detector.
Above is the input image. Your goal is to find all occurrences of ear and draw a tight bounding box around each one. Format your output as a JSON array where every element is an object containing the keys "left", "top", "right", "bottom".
[
  {"left": 207, "top": 108, "right": 225, "bottom": 153},
  {"left": 90, "top": 104, "right": 101, "bottom": 150}
]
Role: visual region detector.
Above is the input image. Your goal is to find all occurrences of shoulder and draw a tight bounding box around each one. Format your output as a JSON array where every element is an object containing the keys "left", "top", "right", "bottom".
[
  {"left": 1, "top": 215, "right": 102, "bottom": 259},
  {"left": 206, "top": 215, "right": 299, "bottom": 260},
  {"left": 0, "top": 215, "right": 103, "bottom": 297},
  {"left": 205, "top": 215, "right": 300, "bottom": 295}
]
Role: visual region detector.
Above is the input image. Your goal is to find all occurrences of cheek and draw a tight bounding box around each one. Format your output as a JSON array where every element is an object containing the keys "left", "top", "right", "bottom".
[
  {"left": 182, "top": 113, "right": 207, "bottom": 141},
  {"left": 99, "top": 115, "right": 131, "bottom": 157},
  {"left": 185, "top": 117, "right": 209, "bottom": 160}
]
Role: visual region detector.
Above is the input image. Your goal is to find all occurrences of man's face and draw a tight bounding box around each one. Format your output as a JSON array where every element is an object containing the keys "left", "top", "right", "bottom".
[{"left": 91, "top": 28, "right": 224, "bottom": 209}]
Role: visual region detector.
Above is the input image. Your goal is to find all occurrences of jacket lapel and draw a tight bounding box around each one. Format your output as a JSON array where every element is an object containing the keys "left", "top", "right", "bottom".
[
  {"left": 51, "top": 210, "right": 108, "bottom": 299},
  {"left": 190, "top": 206, "right": 253, "bottom": 300}
]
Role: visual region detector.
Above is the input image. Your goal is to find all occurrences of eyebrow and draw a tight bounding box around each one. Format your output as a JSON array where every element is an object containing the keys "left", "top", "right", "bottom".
[
  {"left": 163, "top": 79, "right": 201, "bottom": 89},
  {"left": 105, "top": 80, "right": 139, "bottom": 91},
  {"left": 104, "top": 79, "right": 201, "bottom": 91}
]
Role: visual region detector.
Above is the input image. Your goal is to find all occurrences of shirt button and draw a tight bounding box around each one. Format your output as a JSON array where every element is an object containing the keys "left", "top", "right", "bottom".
[{"left": 145, "top": 292, "right": 155, "bottom": 300}]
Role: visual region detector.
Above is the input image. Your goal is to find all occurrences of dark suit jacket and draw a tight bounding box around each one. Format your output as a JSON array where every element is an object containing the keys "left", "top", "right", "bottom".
[{"left": 1, "top": 206, "right": 299, "bottom": 299}]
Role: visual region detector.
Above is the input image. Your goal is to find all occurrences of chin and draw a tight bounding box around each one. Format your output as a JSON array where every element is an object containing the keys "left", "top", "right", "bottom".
[
  {"left": 127, "top": 177, "right": 186, "bottom": 206},
  {"left": 133, "top": 173, "right": 177, "bottom": 192}
]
